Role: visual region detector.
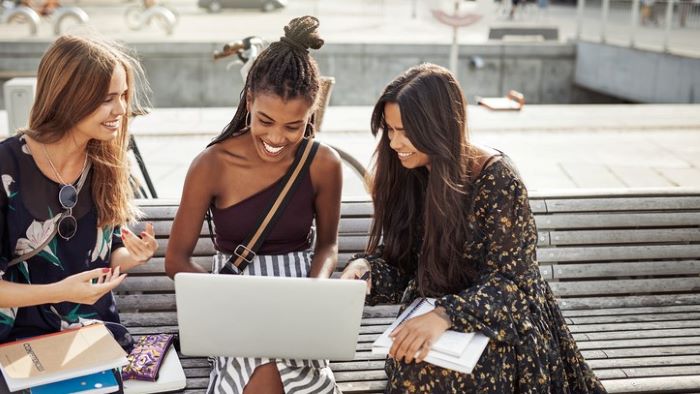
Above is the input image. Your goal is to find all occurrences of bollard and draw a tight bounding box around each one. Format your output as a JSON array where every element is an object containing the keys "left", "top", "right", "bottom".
[
  {"left": 662, "top": 0, "right": 674, "bottom": 51},
  {"left": 630, "top": 0, "right": 640, "bottom": 46},
  {"left": 143, "top": 6, "right": 177, "bottom": 35},
  {"left": 601, "top": 0, "right": 610, "bottom": 43},
  {"left": 576, "top": 0, "right": 585, "bottom": 39},
  {"left": 1, "top": 6, "right": 40, "bottom": 36},
  {"left": 53, "top": 6, "right": 89, "bottom": 35}
]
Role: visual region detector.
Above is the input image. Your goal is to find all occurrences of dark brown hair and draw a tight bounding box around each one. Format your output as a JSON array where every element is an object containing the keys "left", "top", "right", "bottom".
[
  {"left": 24, "top": 35, "right": 149, "bottom": 227},
  {"left": 210, "top": 15, "right": 324, "bottom": 146},
  {"left": 368, "top": 63, "right": 478, "bottom": 295}
]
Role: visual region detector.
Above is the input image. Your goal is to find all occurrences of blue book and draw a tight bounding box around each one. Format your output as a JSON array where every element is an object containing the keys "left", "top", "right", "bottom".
[{"left": 31, "top": 370, "right": 119, "bottom": 394}]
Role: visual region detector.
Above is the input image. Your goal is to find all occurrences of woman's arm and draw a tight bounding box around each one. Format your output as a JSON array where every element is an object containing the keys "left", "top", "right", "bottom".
[
  {"left": 391, "top": 163, "right": 538, "bottom": 363},
  {"left": 342, "top": 247, "right": 412, "bottom": 305},
  {"left": 0, "top": 268, "right": 126, "bottom": 308},
  {"left": 308, "top": 145, "right": 342, "bottom": 278},
  {"left": 164, "top": 149, "right": 217, "bottom": 278}
]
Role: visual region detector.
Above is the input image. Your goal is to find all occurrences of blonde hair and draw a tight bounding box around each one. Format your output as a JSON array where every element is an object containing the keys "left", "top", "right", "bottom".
[{"left": 24, "top": 34, "right": 150, "bottom": 227}]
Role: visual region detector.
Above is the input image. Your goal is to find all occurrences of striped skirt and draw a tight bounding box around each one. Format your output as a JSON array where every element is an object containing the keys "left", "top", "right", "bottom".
[{"left": 207, "top": 250, "right": 340, "bottom": 394}]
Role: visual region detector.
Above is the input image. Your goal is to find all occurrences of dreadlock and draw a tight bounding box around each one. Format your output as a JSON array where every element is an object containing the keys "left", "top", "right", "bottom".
[{"left": 210, "top": 15, "right": 324, "bottom": 146}]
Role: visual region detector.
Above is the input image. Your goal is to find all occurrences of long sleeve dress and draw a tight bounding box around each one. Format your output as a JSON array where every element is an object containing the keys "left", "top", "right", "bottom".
[{"left": 357, "top": 156, "right": 606, "bottom": 393}]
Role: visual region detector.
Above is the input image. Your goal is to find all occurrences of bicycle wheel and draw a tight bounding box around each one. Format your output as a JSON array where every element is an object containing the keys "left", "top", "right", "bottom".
[{"left": 124, "top": 4, "right": 143, "bottom": 30}]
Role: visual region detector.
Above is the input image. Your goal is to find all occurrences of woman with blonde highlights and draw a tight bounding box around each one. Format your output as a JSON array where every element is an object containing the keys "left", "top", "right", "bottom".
[{"left": 0, "top": 35, "right": 157, "bottom": 349}]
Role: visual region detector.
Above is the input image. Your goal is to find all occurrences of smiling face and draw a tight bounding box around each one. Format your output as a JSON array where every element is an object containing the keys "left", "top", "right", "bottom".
[
  {"left": 384, "top": 102, "right": 430, "bottom": 170},
  {"left": 70, "top": 64, "right": 128, "bottom": 143},
  {"left": 247, "top": 92, "right": 312, "bottom": 163}
]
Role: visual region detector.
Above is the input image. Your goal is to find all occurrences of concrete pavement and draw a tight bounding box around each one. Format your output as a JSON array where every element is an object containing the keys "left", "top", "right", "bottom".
[{"left": 119, "top": 104, "right": 700, "bottom": 199}]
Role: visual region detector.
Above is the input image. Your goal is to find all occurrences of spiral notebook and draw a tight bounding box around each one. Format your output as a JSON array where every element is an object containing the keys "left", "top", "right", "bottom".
[{"left": 372, "top": 298, "right": 490, "bottom": 374}]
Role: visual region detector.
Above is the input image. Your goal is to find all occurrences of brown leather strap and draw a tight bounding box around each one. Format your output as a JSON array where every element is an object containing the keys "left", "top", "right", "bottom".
[{"left": 230, "top": 139, "right": 316, "bottom": 270}]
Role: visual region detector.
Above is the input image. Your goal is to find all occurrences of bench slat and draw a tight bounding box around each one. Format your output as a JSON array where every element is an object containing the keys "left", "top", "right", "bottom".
[
  {"left": 557, "top": 294, "right": 700, "bottom": 310},
  {"left": 550, "top": 278, "right": 700, "bottom": 297},
  {"left": 549, "top": 228, "right": 700, "bottom": 246},
  {"left": 538, "top": 245, "right": 700, "bottom": 263},
  {"left": 568, "top": 320, "right": 700, "bottom": 333},
  {"left": 544, "top": 197, "right": 700, "bottom": 213},
  {"left": 562, "top": 304, "right": 700, "bottom": 317},
  {"left": 569, "top": 312, "right": 700, "bottom": 324},
  {"left": 577, "top": 327, "right": 700, "bottom": 341},
  {"left": 535, "top": 212, "right": 700, "bottom": 230},
  {"left": 579, "top": 337, "right": 700, "bottom": 350},
  {"left": 551, "top": 261, "right": 700, "bottom": 279},
  {"left": 588, "top": 355, "right": 700, "bottom": 369}
]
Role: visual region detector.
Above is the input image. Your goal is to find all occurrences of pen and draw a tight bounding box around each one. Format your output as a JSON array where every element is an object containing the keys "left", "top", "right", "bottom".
[{"left": 359, "top": 271, "right": 370, "bottom": 281}]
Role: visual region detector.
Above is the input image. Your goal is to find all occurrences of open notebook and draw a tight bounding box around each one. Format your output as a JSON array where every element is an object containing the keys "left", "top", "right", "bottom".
[{"left": 372, "top": 298, "right": 490, "bottom": 374}]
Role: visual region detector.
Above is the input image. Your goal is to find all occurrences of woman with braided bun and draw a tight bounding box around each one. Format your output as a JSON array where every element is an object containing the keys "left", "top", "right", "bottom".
[{"left": 165, "top": 16, "right": 342, "bottom": 394}]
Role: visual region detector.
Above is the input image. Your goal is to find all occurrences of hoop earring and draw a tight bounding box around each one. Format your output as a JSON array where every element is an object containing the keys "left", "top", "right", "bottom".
[{"left": 304, "top": 123, "right": 315, "bottom": 139}]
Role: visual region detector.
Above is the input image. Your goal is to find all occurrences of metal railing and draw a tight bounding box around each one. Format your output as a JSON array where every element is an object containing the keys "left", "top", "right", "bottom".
[{"left": 576, "top": 0, "right": 700, "bottom": 52}]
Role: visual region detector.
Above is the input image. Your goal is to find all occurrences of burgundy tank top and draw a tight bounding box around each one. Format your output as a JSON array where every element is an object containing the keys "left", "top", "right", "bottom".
[{"left": 211, "top": 172, "right": 315, "bottom": 255}]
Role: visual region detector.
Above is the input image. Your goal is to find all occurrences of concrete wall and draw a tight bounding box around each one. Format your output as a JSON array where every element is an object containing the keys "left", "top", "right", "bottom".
[
  {"left": 575, "top": 41, "right": 700, "bottom": 103},
  {"left": 1, "top": 41, "right": 582, "bottom": 108}
]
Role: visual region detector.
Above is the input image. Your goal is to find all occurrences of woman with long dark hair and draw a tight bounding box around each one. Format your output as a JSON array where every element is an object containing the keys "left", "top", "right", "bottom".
[
  {"left": 0, "top": 35, "right": 157, "bottom": 349},
  {"left": 165, "top": 16, "right": 342, "bottom": 394},
  {"left": 341, "top": 63, "right": 606, "bottom": 393}
]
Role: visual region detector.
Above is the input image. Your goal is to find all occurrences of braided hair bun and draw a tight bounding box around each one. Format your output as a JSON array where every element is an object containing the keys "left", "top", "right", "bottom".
[{"left": 282, "top": 16, "right": 324, "bottom": 51}]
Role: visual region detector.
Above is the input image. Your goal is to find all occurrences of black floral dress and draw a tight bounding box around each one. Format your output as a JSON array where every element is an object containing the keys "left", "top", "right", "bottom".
[
  {"left": 357, "top": 157, "right": 606, "bottom": 393},
  {"left": 0, "top": 135, "right": 131, "bottom": 348}
]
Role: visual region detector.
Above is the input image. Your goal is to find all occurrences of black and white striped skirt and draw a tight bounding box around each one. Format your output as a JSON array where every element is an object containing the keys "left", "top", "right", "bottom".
[{"left": 207, "top": 250, "right": 340, "bottom": 394}]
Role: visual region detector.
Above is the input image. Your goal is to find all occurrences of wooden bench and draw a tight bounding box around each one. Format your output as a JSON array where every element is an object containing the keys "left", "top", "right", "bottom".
[{"left": 116, "top": 189, "right": 700, "bottom": 393}]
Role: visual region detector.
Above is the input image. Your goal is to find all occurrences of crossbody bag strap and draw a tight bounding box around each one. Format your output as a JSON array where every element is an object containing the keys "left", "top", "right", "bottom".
[
  {"left": 6, "top": 161, "right": 92, "bottom": 268},
  {"left": 219, "top": 138, "right": 320, "bottom": 275}
]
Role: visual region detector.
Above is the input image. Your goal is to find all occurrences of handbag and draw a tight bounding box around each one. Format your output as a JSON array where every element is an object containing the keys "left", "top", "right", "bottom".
[
  {"left": 206, "top": 138, "right": 320, "bottom": 275},
  {"left": 121, "top": 333, "right": 175, "bottom": 381}
]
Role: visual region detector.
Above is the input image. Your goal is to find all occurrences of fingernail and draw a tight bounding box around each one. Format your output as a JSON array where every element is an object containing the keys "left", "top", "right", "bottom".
[
  {"left": 102, "top": 268, "right": 111, "bottom": 273},
  {"left": 141, "top": 232, "right": 146, "bottom": 236}
]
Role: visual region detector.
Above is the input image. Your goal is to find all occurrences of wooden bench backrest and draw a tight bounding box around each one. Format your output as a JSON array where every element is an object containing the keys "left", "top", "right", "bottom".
[{"left": 116, "top": 192, "right": 700, "bottom": 314}]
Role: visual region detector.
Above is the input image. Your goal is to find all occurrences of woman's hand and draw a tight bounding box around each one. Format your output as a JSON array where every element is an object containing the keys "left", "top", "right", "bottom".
[
  {"left": 57, "top": 267, "right": 126, "bottom": 305},
  {"left": 389, "top": 308, "right": 451, "bottom": 364},
  {"left": 339, "top": 258, "right": 371, "bottom": 294},
  {"left": 121, "top": 223, "right": 157, "bottom": 265}
]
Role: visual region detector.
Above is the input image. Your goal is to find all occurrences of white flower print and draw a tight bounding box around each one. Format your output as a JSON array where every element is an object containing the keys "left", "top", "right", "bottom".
[
  {"left": 91, "top": 226, "right": 113, "bottom": 262},
  {"left": 1, "top": 174, "right": 13, "bottom": 197},
  {"left": 14, "top": 215, "right": 63, "bottom": 269}
]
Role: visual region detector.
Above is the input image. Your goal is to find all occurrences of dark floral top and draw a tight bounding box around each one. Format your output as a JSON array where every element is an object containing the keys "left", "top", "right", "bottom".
[
  {"left": 357, "top": 157, "right": 607, "bottom": 393},
  {"left": 0, "top": 135, "right": 129, "bottom": 347}
]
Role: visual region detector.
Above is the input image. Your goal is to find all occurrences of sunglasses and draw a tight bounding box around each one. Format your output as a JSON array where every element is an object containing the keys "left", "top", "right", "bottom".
[{"left": 58, "top": 184, "right": 78, "bottom": 240}]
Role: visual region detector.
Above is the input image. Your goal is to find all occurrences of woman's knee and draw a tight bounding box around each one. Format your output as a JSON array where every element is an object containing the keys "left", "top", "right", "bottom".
[{"left": 243, "top": 362, "right": 284, "bottom": 394}]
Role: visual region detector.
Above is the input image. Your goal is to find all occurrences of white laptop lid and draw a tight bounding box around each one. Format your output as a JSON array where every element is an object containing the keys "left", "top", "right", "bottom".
[{"left": 174, "top": 273, "right": 367, "bottom": 360}]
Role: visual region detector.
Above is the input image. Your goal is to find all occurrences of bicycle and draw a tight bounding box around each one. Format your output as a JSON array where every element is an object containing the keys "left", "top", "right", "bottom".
[{"left": 213, "top": 37, "right": 370, "bottom": 192}]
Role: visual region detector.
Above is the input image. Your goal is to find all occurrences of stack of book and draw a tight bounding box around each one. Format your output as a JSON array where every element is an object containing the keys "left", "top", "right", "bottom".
[
  {"left": 372, "top": 298, "right": 490, "bottom": 374},
  {"left": 0, "top": 323, "right": 127, "bottom": 393}
]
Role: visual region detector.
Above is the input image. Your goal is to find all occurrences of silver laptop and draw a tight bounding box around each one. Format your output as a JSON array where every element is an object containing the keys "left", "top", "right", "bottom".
[{"left": 174, "top": 273, "right": 367, "bottom": 360}]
